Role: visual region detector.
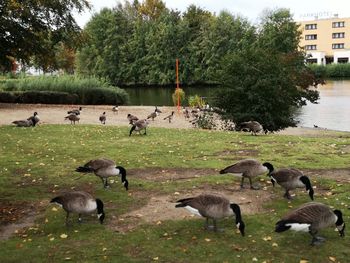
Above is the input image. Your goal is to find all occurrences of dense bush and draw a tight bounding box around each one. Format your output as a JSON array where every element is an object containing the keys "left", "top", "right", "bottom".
[
  {"left": 308, "top": 64, "right": 350, "bottom": 78},
  {"left": 0, "top": 91, "right": 79, "bottom": 104},
  {"left": 0, "top": 75, "right": 129, "bottom": 105}
]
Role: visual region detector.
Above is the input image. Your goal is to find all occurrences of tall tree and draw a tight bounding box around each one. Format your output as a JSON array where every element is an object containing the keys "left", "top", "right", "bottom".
[
  {"left": 0, "top": 0, "right": 90, "bottom": 72},
  {"left": 214, "top": 9, "right": 319, "bottom": 132}
]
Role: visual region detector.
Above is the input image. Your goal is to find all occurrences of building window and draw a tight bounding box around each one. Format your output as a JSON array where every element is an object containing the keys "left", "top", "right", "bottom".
[
  {"left": 307, "top": 58, "right": 318, "bottom": 64},
  {"left": 305, "top": 45, "right": 317, "bottom": 50},
  {"left": 338, "top": 58, "right": 349, "bottom": 63},
  {"left": 332, "top": 32, "right": 345, "bottom": 38},
  {"left": 332, "top": 43, "right": 344, "bottom": 49},
  {"left": 305, "top": 24, "right": 317, "bottom": 30},
  {"left": 332, "top": 21, "right": 345, "bottom": 28},
  {"left": 305, "top": 34, "right": 317, "bottom": 40}
]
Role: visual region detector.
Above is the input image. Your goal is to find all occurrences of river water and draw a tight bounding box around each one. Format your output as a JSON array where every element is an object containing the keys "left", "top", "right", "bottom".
[{"left": 124, "top": 80, "right": 350, "bottom": 132}]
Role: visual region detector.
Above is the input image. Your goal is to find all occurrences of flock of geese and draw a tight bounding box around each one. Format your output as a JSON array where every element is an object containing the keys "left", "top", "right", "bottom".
[{"left": 10, "top": 106, "right": 345, "bottom": 247}]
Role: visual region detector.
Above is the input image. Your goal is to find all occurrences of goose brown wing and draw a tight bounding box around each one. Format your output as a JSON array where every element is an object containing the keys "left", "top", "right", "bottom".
[
  {"left": 282, "top": 202, "right": 332, "bottom": 224},
  {"left": 223, "top": 159, "right": 261, "bottom": 173},
  {"left": 272, "top": 168, "right": 303, "bottom": 183},
  {"left": 84, "top": 158, "right": 115, "bottom": 170}
]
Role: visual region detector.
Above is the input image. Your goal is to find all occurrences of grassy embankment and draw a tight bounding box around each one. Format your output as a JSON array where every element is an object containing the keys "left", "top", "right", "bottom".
[{"left": 0, "top": 125, "right": 350, "bottom": 262}]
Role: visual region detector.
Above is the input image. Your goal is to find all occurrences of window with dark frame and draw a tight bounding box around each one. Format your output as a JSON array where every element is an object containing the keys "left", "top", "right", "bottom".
[
  {"left": 332, "top": 43, "right": 344, "bottom": 49},
  {"left": 305, "top": 45, "right": 317, "bottom": 50},
  {"left": 305, "top": 24, "right": 317, "bottom": 30},
  {"left": 332, "top": 21, "right": 345, "bottom": 28},
  {"left": 332, "top": 32, "right": 345, "bottom": 38},
  {"left": 305, "top": 34, "right": 317, "bottom": 40}
]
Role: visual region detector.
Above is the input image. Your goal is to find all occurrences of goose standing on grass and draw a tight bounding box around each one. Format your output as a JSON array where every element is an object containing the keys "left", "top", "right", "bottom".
[
  {"left": 76, "top": 158, "right": 128, "bottom": 190},
  {"left": 50, "top": 191, "right": 105, "bottom": 226},
  {"left": 129, "top": 119, "right": 149, "bottom": 136},
  {"left": 239, "top": 121, "right": 263, "bottom": 135},
  {"left": 163, "top": 111, "right": 175, "bottom": 123},
  {"left": 147, "top": 109, "right": 159, "bottom": 121},
  {"left": 112, "top": 106, "right": 119, "bottom": 114},
  {"left": 264, "top": 162, "right": 314, "bottom": 200},
  {"left": 99, "top": 112, "right": 107, "bottom": 125},
  {"left": 127, "top": 113, "right": 139, "bottom": 124},
  {"left": 220, "top": 159, "right": 270, "bottom": 190},
  {"left": 175, "top": 193, "right": 245, "bottom": 235},
  {"left": 67, "top": 106, "right": 82, "bottom": 115},
  {"left": 12, "top": 112, "right": 39, "bottom": 127},
  {"left": 275, "top": 202, "right": 345, "bottom": 245},
  {"left": 65, "top": 113, "right": 80, "bottom": 124}
]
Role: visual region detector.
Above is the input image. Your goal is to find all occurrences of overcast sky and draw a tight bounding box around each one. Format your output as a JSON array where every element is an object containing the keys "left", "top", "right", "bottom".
[{"left": 74, "top": 0, "right": 350, "bottom": 27}]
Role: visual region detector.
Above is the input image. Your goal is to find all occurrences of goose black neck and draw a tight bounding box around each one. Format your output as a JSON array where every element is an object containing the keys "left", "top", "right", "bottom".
[
  {"left": 96, "top": 199, "right": 104, "bottom": 214},
  {"left": 334, "top": 210, "right": 344, "bottom": 226},
  {"left": 263, "top": 162, "right": 274, "bottom": 174},
  {"left": 116, "top": 166, "right": 126, "bottom": 181},
  {"left": 230, "top": 203, "right": 245, "bottom": 236}
]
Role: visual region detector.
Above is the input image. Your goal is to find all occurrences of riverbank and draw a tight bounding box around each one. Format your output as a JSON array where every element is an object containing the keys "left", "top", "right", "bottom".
[{"left": 1, "top": 103, "right": 348, "bottom": 136}]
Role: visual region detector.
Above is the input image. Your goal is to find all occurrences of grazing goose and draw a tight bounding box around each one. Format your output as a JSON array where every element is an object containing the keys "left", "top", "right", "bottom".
[
  {"left": 264, "top": 162, "right": 314, "bottom": 200},
  {"left": 147, "top": 109, "right": 159, "bottom": 121},
  {"left": 129, "top": 119, "right": 149, "bottom": 136},
  {"left": 127, "top": 113, "right": 139, "bottom": 125},
  {"left": 50, "top": 191, "right": 105, "bottom": 226},
  {"left": 99, "top": 112, "right": 106, "bottom": 125},
  {"left": 220, "top": 159, "right": 269, "bottom": 190},
  {"left": 163, "top": 111, "right": 175, "bottom": 123},
  {"left": 175, "top": 193, "right": 245, "bottom": 235},
  {"left": 275, "top": 202, "right": 345, "bottom": 245},
  {"left": 183, "top": 107, "right": 190, "bottom": 120},
  {"left": 12, "top": 112, "right": 39, "bottom": 127},
  {"left": 65, "top": 113, "right": 80, "bottom": 124},
  {"left": 112, "top": 106, "right": 119, "bottom": 114},
  {"left": 239, "top": 121, "right": 263, "bottom": 135},
  {"left": 67, "top": 106, "right": 82, "bottom": 115},
  {"left": 76, "top": 158, "right": 128, "bottom": 190}
]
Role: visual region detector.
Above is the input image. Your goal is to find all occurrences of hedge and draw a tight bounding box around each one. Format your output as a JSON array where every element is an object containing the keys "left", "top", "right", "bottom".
[{"left": 0, "top": 91, "right": 79, "bottom": 104}]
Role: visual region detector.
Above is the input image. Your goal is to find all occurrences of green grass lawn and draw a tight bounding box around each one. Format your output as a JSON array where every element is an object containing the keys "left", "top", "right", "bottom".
[{"left": 0, "top": 125, "right": 350, "bottom": 262}]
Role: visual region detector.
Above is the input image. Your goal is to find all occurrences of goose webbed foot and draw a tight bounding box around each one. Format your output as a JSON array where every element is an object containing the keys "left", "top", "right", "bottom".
[
  {"left": 250, "top": 184, "right": 260, "bottom": 190},
  {"left": 311, "top": 236, "right": 326, "bottom": 246}
]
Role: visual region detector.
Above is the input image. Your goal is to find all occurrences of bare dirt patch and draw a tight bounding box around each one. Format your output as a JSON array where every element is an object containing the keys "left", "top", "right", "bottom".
[{"left": 304, "top": 168, "right": 350, "bottom": 183}]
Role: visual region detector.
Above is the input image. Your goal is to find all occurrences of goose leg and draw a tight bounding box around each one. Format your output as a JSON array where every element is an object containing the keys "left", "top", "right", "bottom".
[
  {"left": 78, "top": 214, "right": 82, "bottom": 223},
  {"left": 65, "top": 212, "right": 70, "bottom": 226},
  {"left": 249, "top": 177, "right": 260, "bottom": 190},
  {"left": 284, "top": 190, "right": 292, "bottom": 200},
  {"left": 240, "top": 177, "right": 245, "bottom": 189},
  {"left": 310, "top": 230, "right": 325, "bottom": 246}
]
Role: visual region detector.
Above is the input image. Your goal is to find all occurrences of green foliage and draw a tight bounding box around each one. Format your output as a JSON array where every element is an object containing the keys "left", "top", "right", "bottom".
[
  {"left": 0, "top": 76, "right": 129, "bottom": 105},
  {"left": 188, "top": 94, "right": 206, "bottom": 108},
  {"left": 171, "top": 88, "right": 185, "bottom": 106},
  {"left": 0, "top": 125, "right": 350, "bottom": 262},
  {"left": 214, "top": 9, "right": 319, "bottom": 132},
  {"left": 309, "top": 64, "right": 350, "bottom": 78},
  {"left": 1, "top": 0, "right": 90, "bottom": 72},
  {"left": 0, "top": 91, "right": 78, "bottom": 104}
]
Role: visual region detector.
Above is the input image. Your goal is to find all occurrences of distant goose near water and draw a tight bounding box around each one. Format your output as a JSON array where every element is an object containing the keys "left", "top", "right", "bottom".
[
  {"left": 264, "top": 162, "right": 314, "bottom": 200},
  {"left": 99, "top": 112, "right": 106, "bottom": 124},
  {"left": 220, "top": 159, "right": 269, "bottom": 190},
  {"left": 112, "top": 106, "right": 119, "bottom": 114},
  {"left": 76, "top": 158, "right": 128, "bottom": 190},
  {"left": 239, "top": 121, "right": 263, "bottom": 135},
  {"left": 12, "top": 112, "right": 39, "bottom": 127},
  {"left": 175, "top": 193, "right": 245, "bottom": 235},
  {"left": 67, "top": 107, "right": 82, "bottom": 115},
  {"left": 163, "top": 111, "right": 175, "bottom": 123},
  {"left": 275, "top": 202, "right": 345, "bottom": 245},
  {"left": 65, "top": 113, "right": 80, "bottom": 124},
  {"left": 129, "top": 119, "right": 149, "bottom": 136},
  {"left": 50, "top": 191, "right": 105, "bottom": 226}
]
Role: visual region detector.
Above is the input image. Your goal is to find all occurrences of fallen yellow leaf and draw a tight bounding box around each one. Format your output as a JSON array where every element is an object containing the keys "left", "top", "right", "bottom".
[
  {"left": 60, "top": 234, "right": 68, "bottom": 239},
  {"left": 204, "top": 238, "right": 211, "bottom": 242},
  {"left": 51, "top": 207, "right": 58, "bottom": 212},
  {"left": 263, "top": 236, "right": 272, "bottom": 241},
  {"left": 329, "top": 256, "right": 336, "bottom": 262},
  {"left": 299, "top": 260, "right": 308, "bottom": 263}
]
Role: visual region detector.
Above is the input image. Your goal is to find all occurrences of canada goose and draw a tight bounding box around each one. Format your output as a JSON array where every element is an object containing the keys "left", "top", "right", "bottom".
[
  {"left": 147, "top": 109, "right": 159, "bottom": 121},
  {"left": 65, "top": 114, "right": 80, "bottom": 124},
  {"left": 67, "top": 107, "right": 82, "bottom": 115},
  {"left": 76, "top": 158, "right": 128, "bottom": 190},
  {"left": 155, "top": 106, "right": 162, "bottom": 113},
  {"left": 264, "top": 162, "right": 314, "bottom": 200},
  {"left": 220, "top": 159, "right": 269, "bottom": 190},
  {"left": 99, "top": 112, "right": 106, "bottom": 125},
  {"left": 163, "top": 111, "right": 175, "bottom": 123},
  {"left": 112, "top": 106, "right": 119, "bottom": 114},
  {"left": 183, "top": 107, "right": 190, "bottom": 120},
  {"left": 175, "top": 193, "right": 245, "bottom": 235},
  {"left": 129, "top": 119, "right": 149, "bottom": 136},
  {"left": 12, "top": 112, "right": 39, "bottom": 127},
  {"left": 127, "top": 113, "right": 139, "bottom": 125},
  {"left": 50, "top": 191, "right": 105, "bottom": 225},
  {"left": 275, "top": 202, "right": 345, "bottom": 245},
  {"left": 239, "top": 121, "right": 263, "bottom": 135}
]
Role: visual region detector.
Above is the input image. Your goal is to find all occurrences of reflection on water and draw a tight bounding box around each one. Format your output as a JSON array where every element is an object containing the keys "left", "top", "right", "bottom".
[
  {"left": 124, "top": 80, "right": 350, "bottom": 132},
  {"left": 297, "top": 80, "right": 350, "bottom": 131}
]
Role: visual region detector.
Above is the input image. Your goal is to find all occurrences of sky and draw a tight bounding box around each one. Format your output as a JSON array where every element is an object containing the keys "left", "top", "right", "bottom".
[{"left": 74, "top": 0, "right": 350, "bottom": 27}]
